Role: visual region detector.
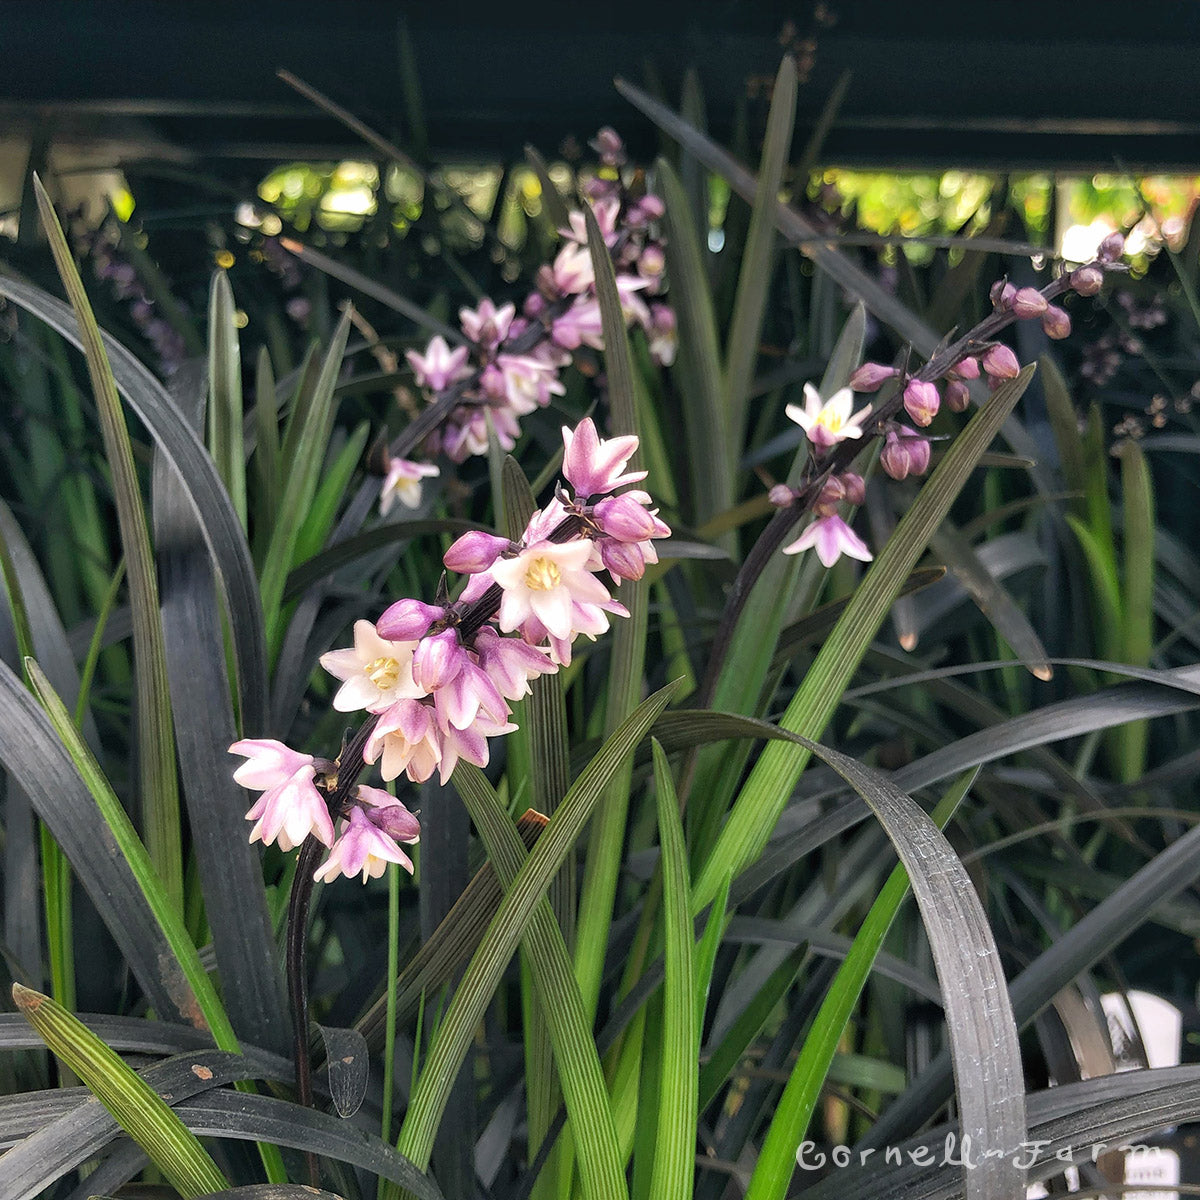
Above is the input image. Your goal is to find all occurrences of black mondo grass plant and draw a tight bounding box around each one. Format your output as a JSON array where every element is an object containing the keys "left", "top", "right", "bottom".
[{"left": 1, "top": 52, "right": 1199, "bottom": 1200}]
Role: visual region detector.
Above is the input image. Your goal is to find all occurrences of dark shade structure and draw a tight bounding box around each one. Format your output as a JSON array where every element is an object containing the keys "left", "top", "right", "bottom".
[{"left": 2, "top": 0, "right": 1200, "bottom": 172}]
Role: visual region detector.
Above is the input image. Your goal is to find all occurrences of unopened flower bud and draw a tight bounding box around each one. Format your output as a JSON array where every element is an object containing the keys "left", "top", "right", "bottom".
[
  {"left": 1041, "top": 305, "right": 1071, "bottom": 339},
  {"left": 815, "top": 476, "right": 846, "bottom": 511},
  {"left": 945, "top": 380, "right": 971, "bottom": 412},
  {"left": 839, "top": 472, "right": 866, "bottom": 506},
  {"left": 601, "top": 539, "right": 646, "bottom": 582},
  {"left": 592, "top": 126, "right": 626, "bottom": 164},
  {"left": 443, "top": 530, "right": 511, "bottom": 574},
  {"left": 769, "top": 484, "right": 797, "bottom": 507},
  {"left": 376, "top": 598, "right": 444, "bottom": 641},
  {"left": 880, "top": 429, "right": 931, "bottom": 481},
  {"left": 639, "top": 244, "right": 665, "bottom": 277},
  {"left": 903, "top": 379, "right": 941, "bottom": 427},
  {"left": 594, "top": 494, "right": 659, "bottom": 542},
  {"left": 628, "top": 194, "right": 665, "bottom": 225},
  {"left": 848, "top": 362, "right": 898, "bottom": 392},
  {"left": 1011, "top": 287, "right": 1049, "bottom": 319},
  {"left": 981, "top": 344, "right": 1020, "bottom": 379},
  {"left": 524, "top": 291, "right": 547, "bottom": 318},
  {"left": 412, "top": 629, "right": 464, "bottom": 691},
  {"left": 1070, "top": 265, "right": 1104, "bottom": 296},
  {"left": 950, "top": 356, "right": 980, "bottom": 380},
  {"left": 1097, "top": 231, "right": 1125, "bottom": 262},
  {"left": 990, "top": 280, "right": 1017, "bottom": 310}
]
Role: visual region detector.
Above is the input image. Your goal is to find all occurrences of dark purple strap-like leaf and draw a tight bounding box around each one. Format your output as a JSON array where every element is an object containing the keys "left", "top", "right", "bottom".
[
  {"left": 0, "top": 659, "right": 195, "bottom": 1025},
  {"left": 152, "top": 362, "right": 290, "bottom": 1058},
  {"left": 0, "top": 273, "right": 267, "bottom": 733}
]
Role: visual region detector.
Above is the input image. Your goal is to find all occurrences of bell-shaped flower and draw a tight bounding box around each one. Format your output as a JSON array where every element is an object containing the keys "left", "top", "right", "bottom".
[
  {"left": 406, "top": 335, "right": 470, "bottom": 392},
  {"left": 782, "top": 514, "right": 873, "bottom": 568},
  {"left": 562, "top": 418, "right": 646, "bottom": 499},
  {"left": 354, "top": 785, "right": 421, "bottom": 843},
  {"left": 436, "top": 712, "right": 517, "bottom": 784},
  {"left": 366, "top": 698, "right": 442, "bottom": 784},
  {"left": 473, "top": 627, "right": 557, "bottom": 700},
  {"left": 490, "top": 539, "right": 613, "bottom": 642},
  {"left": 313, "top": 805, "right": 416, "bottom": 884},
  {"left": 551, "top": 297, "right": 605, "bottom": 351},
  {"left": 786, "top": 383, "right": 871, "bottom": 450},
  {"left": 379, "top": 457, "right": 439, "bottom": 516},
  {"left": 459, "top": 298, "right": 515, "bottom": 349},
  {"left": 230, "top": 740, "right": 335, "bottom": 851},
  {"left": 412, "top": 629, "right": 468, "bottom": 693},
  {"left": 433, "top": 659, "right": 510, "bottom": 732},
  {"left": 319, "top": 620, "right": 424, "bottom": 713}
]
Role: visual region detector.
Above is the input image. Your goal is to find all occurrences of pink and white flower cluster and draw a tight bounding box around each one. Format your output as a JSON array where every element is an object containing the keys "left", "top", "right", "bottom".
[
  {"left": 230, "top": 417, "right": 668, "bottom": 883},
  {"left": 378, "top": 127, "right": 674, "bottom": 511}
]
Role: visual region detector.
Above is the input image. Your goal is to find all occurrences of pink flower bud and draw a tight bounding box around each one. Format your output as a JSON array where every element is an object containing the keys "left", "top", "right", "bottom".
[
  {"left": 524, "top": 291, "right": 547, "bottom": 318},
  {"left": 769, "top": 484, "right": 796, "bottom": 507},
  {"left": 903, "top": 379, "right": 941, "bottom": 427},
  {"left": 1011, "top": 287, "right": 1048, "bottom": 319},
  {"left": 632, "top": 194, "right": 665, "bottom": 223},
  {"left": 1070, "top": 265, "right": 1104, "bottom": 296},
  {"left": 1097, "top": 231, "right": 1125, "bottom": 262},
  {"left": 639, "top": 244, "right": 665, "bottom": 277},
  {"left": 412, "top": 629, "right": 466, "bottom": 692},
  {"left": 592, "top": 126, "right": 625, "bottom": 163},
  {"left": 880, "top": 429, "right": 931, "bottom": 481},
  {"left": 594, "top": 494, "right": 659, "bottom": 542},
  {"left": 443, "top": 530, "right": 511, "bottom": 574},
  {"left": 981, "top": 344, "right": 1020, "bottom": 379},
  {"left": 990, "top": 280, "right": 1016, "bottom": 310},
  {"left": 356, "top": 786, "right": 421, "bottom": 842},
  {"left": 839, "top": 472, "right": 866, "bottom": 506},
  {"left": 601, "top": 538, "right": 647, "bottom": 581},
  {"left": 376, "top": 598, "right": 444, "bottom": 641},
  {"left": 943, "top": 380, "right": 970, "bottom": 413},
  {"left": 950, "top": 356, "right": 980, "bottom": 380},
  {"left": 1042, "top": 305, "right": 1071, "bottom": 339},
  {"left": 847, "top": 362, "right": 898, "bottom": 392}
]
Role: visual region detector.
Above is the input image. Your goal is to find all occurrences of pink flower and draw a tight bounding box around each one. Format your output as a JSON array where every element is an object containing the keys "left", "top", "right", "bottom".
[
  {"left": 406, "top": 335, "right": 470, "bottom": 391},
  {"left": 552, "top": 297, "right": 605, "bottom": 350},
  {"left": 376, "top": 599, "right": 445, "bottom": 641},
  {"left": 494, "top": 353, "right": 565, "bottom": 415},
  {"left": 229, "top": 739, "right": 335, "bottom": 851},
  {"left": 593, "top": 493, "right": 663, "bottom": 542},
  {"left": 318, "top": 620, "right": 424, "bottom": 713},
  {"left": 550, "top": 241, "right": 595, "bottom": 295},
  {"left": 473, "top": 627, "right": 557, "bottom": 700},
  {"left": 562, "top": 418, "right": 646, "bottom": 498},
  {"left": 355, "top": 785, "right": 421, "bottom": 842},
  {"left": 560, "top": 198, "right": 620, "bottom": 246},
  {"left": 459, "top": 299, "right": 515, "bottom": 349},
  {"left": 379, "top": 458, "right": 439, "bottom": 516},
  {"left": 847, "top": 362, "right": 897, "bottom": 392},
  {"left": 981, "top": 344, "right": 1020, "bottom": 380},
  {"left": 313, "top": 805, "right": 416, "bottom": 884},
  {"left": 490, "top": 539, "right": 613, "bottom": 641},
  {"left": 412, "top": 629, "right": 468, "bottom": 692},
  {"left": 785, "top": 383, "right": 871, "bottom": 450},
  {"left": 432, "top": 660, "right": 509, "bottom": 732},
  {"left": 880, "top": 428, "right": 931, "bottom": 481},
  {"left": 443, "top": 530, "right": 511, "bottom": 574},
  {"left": 435, "top": 712, "right": 516, "bottom": 784},
  {"left": 366, "top": 699, "right": 442, "bottom": 784},
  {"left": 902, "top": 380, "right": 940, "bottom": 427},
  {"left": 782, "top": 514, "right": 873, "bottom": 568}
]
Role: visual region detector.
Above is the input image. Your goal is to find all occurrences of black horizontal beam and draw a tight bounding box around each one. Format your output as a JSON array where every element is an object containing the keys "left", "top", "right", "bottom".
[{"left": 3, "top": 0, "right": 1200, "bottom": 172}]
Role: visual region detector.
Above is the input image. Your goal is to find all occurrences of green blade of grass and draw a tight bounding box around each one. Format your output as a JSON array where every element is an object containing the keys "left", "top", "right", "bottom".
[
  {"left": 449, "top": 765, "right": 628, "bottom": 1200},
  {"left": 722, "top": 56, "right": 797, "bottom": 463},
  {"left": 259, "top": 307, "right": 352, "bottom": 656},
  {"left": 647, "top": 741, "right": 698, "bottom": 1200},
  {"left": 1115, "top": 439, "right": 1155, "bottom": 781},
  {"left": 24, "top": 658, "right": 238, "bottom": 1048},
  {"left": 693, "top": 365, "right": 1035, "bottom": 909},
  {"left": 743, "top": 770, "right": 975, "bottom": 1200},
  {"left": 13, "top": 984, "right": 228, "bottom": 1197},
  {"left": 656, "top": 157, "right": 732, "bottom": 531},
  {"left": 32, "top": 175, "right": 183, "bottom": 910},
  {"left": 574, "top": 202, "right": 650, "bottom": 1021},
  {"left": 207, "top": 269, "right": 246, "bottom": 527},
  {"left": 396, "top": 681, "right": 680, "bottom": 1179},
  {"left": 253, "top": 345, "right": 281, "bottom": 560}
]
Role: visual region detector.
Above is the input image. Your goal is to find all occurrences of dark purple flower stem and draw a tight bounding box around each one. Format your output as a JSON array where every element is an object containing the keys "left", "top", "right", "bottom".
[
  {"left": 694, "top": 270, "right": 1087, "bottom": 710},
  {"left": 284, "top": 713, "right": 380, "bottom": 1184}
]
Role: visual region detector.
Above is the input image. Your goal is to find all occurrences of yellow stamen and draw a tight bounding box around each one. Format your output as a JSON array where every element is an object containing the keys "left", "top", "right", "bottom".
[
  {"left": 524, "top": 557, "right": 562, "bottom": 591},
  {"left": 366, "top": 656, "right": 400, "bottom": 689}
]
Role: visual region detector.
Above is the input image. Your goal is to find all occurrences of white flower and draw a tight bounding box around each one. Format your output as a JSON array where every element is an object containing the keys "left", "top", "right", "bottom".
[
  {"left": 785, "top": 383, "right": 871, "bottom": 449},
  {"left": 318, "top": 620, "right": 425, "bottom": 713}
]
